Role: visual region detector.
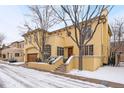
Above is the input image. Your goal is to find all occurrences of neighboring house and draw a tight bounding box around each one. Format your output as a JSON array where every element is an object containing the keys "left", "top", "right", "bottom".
[
  {"left": 1, "top": 41, "right": 24, "bottom": 62},
  {"left": 111, "top": 41, "right": 124, "bottom": 62},
  {"left": 0, "top": 48, "right": 2, "bottom": 60},
  {"left": 23, "top": 11, "right": 112, "bottom": 71}
]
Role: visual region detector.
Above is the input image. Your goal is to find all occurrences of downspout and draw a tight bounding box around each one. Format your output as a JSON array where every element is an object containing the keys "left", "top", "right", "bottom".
[{"left": 101, "top": 24, "right": 103, "bottom": 66}]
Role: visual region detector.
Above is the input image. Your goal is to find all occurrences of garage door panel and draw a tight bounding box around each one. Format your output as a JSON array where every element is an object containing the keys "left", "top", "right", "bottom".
[{"left": 27, "top": 53, "right": 37, "bottom": 62}]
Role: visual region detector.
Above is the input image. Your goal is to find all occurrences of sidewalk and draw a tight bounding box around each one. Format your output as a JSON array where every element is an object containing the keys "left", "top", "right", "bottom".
[{"left": 52, "top": 71, "right": 124, "bottom": 88}]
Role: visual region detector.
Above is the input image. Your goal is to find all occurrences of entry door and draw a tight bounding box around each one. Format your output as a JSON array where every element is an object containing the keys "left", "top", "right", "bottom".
[
  {"left": 27, "top": 53, "right": 37, "bottom": 62},
  {"left": 68, "top": 47, "right": 73, "bottom": 58}
]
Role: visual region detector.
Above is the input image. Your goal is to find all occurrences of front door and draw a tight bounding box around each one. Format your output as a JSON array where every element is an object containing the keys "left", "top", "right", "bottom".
[{"left": 68, "top": 47, "right": 73, "bottom": 58}]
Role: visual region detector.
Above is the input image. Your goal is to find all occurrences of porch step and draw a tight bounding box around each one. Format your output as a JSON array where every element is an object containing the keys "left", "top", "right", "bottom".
[{"left": 55, "top": 64, "right": 66, "bottom": 73}]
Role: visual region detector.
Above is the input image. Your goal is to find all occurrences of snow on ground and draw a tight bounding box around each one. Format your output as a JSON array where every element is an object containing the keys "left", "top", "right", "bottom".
[
  {"left": 69, "top": 62, "right": 124, "bottom": 84},
  {"left": 0, "top": 61, "right": 106, "bottom": 88},
  {"left": 0, "top": 60, "right": 9, "bottom": 64},
  {"left": 0, "top": 60, "right": 25, "bottom": 66},
  {"left": 9, "top": 62, "right": 25, "bottom": 65}
]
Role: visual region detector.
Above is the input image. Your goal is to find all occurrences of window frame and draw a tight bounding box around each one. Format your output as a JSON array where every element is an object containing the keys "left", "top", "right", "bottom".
[
  {"left": 84, "top": 45, "right": 94, "bottom": 56},
  {"left": 44, "top": 45, "right": 51, "bottom": 59},
  {"left": 15, "top": 53, "right": 20, "bottom": 57},
  {"left": 57, "top": 47, "right": 64, "bottom": 56}
]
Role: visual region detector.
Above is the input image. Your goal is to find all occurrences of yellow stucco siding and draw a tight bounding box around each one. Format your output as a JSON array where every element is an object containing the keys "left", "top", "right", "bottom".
[
  {"left": 101, "top": 20, "right": 110, "bottom": 64},
  {"left": 27, "top": 56, "right": 63, "bottom": 71},
  {"left": 23, "top": 14, "right": 111, "bottom": 71},
  {"left": 24, "top": 47, "right": 39, "bottom": 62},
  {"left": 1, "top": 41, "right": 24, "bottom": 62},
  {"left": 65, "top": 56, "right": 102, "bottom": 72},
  {"left": 46, "top": 35, "right": 64, "bottom": 56}
]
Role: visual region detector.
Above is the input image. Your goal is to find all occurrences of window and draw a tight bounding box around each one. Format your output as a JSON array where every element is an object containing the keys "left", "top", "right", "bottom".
[
  {"left": 3, "top": 54, "right": 6, "bottom": 58},
  {"left": 69, "top": 26, "right": 72, "bottom": 29},
  {"left": 44, "top": 45, "right": 51, "bottom": 59},
  {"left": 89, "top": 45, "right": 93, "bottom": 55},
  {"left": 85, "top": 27, "right": 92, "bottom": 40},
  {"left": 57, "top": 47, "right": 64, "bottom": 56},
  {"left": 84, "top": 45, "right": 93, "bottom": 55},
  {"left": 29, "top": 36, "right": 32, "bottom": 43},
  {"left": 85, "top": 46, "right": 88, "bottom": 55},
  {"left": 15, "top": 53, "right": 20, "bottom": 57}
]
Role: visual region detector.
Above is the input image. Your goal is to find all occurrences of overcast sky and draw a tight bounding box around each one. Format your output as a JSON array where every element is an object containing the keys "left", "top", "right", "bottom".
[{"left": 0, "top": 5, "right": 124, "bottom": 44}]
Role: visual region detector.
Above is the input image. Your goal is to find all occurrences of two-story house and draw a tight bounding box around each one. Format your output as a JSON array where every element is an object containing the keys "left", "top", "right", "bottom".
[
  {"left": 23, "top": 11, "right": 112, "bottom": 71},
  {"left": 1, "top": 41, "right": 24, "bottom": 62}
]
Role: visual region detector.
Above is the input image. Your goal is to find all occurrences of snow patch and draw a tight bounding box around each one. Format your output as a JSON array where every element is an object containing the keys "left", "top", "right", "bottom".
[
  {"left": 69, "top": 62, "right": 124, "bottom": 84},
  {"left": 65, "top": 56, "right": 74, "bottom": 64},
  {"left": 0, "top": 61, "right": 106, "bottom": 88}
]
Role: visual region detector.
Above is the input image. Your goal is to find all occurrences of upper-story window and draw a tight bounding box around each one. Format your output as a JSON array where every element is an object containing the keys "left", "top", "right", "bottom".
[
  {"left": 69, "top": 26, "right": 72, "bottom": 29},
  {"left": 85, "top": 27, "right": 92, "bottom": 40},
  {"left": 34, "top": 32, "right": 38, "bottom": 42},
  {"left": 29, "top": 35, "right": 32, "bottom": 43},
  {"left": 18, "top": 44, "right": 21, "bottom": 48}
]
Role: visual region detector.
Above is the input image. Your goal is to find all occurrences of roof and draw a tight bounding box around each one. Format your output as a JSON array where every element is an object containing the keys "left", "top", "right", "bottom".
[
  {"left": 22, "top": 28, "right": 46, "bottom": 37},
  {"left": 23, "top": 15, "right": 110, "bottom": 36}
]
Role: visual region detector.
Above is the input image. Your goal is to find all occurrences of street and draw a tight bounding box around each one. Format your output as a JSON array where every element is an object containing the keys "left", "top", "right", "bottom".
[{"left": 0, "top": 61, "right": 106, "bottom": 88}]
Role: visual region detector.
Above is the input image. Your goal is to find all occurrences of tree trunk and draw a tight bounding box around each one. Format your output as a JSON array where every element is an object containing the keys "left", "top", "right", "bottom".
[
  {"left": 79, "top": 46, "right": 83, "bottom": 70},
  {"left": 78, "top": 32, "right": 84, "bottom": 70},
  {"left": 41, "top": 31, "right": 45, "bottom": 61}
]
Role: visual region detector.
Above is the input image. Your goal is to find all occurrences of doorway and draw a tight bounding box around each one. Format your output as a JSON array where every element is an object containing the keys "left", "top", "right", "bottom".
[{"left": 68, "top": 47, "right": 73, "bottom": 58}]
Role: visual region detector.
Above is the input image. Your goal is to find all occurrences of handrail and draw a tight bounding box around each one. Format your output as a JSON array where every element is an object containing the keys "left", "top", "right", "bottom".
[
  {"left": 52, "top": 56, "right": 63, "bottom": 64},
  {"left": 65, "top": 56, "right": 74, "bottom": 65}
]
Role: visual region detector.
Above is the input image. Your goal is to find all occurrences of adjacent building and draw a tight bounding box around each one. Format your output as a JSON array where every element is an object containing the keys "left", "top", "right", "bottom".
[
  {"left": 111, "top": 41, "right": 124, "bottom": 62},
  {"left": 1, "top": 41, "right": 24, "bottom": 62}
]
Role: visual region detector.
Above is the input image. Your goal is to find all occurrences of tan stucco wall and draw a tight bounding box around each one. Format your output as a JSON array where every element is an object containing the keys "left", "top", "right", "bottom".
[
  {"left": 27, "top": 56, "right": 63, "bottom": 71},
  {"left": 66, "top": 56, "right": 102, "bottom": 72},
  {"left": 46, "top": 35, "right": 64, "bottom": 56},
  {"left": 24, "top": 47, "right": 39, "bottom": 62},
  {"left": 23, "top": 14, "right": 111, "bottom": 71},
  {"left": 1, "top": 47, "right": 24, "bottom": 62}
]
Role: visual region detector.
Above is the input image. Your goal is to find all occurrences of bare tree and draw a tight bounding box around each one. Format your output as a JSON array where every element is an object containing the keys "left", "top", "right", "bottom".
[
  {"left": 0, "top": 33, "right": 5, "bottom": 48},
  {"left": 22, "top": 5, "right": 58, "bottom": 61},
  {"left": 52, "top": 5, "right": 113, "bottom": 70},
  {"left": 111, "top": 18, "right": 124, "bottom": 52},
  {"left": 110, "top": 18, "right": 124, "bottom": 66}
]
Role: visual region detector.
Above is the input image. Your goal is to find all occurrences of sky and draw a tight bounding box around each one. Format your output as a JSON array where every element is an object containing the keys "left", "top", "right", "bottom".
[{"left": 0, "top": 5, "right": 124, "bottom": 44}]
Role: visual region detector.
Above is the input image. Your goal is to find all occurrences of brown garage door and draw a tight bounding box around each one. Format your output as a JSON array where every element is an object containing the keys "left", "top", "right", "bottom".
[
  {"left": 120, "top": 54, "right": 124, "bottom": 62},
  {"left": 27, "top": 53, "right": 37, "bottom": 62}
]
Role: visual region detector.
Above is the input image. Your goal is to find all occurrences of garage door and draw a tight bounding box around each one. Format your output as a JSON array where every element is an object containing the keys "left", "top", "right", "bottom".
[
  {"left": 120, "top": 54, "right": 124, "bottom": 62},
  {"left": 27, "top": 53, "right": 37, "bottom": 62}
]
